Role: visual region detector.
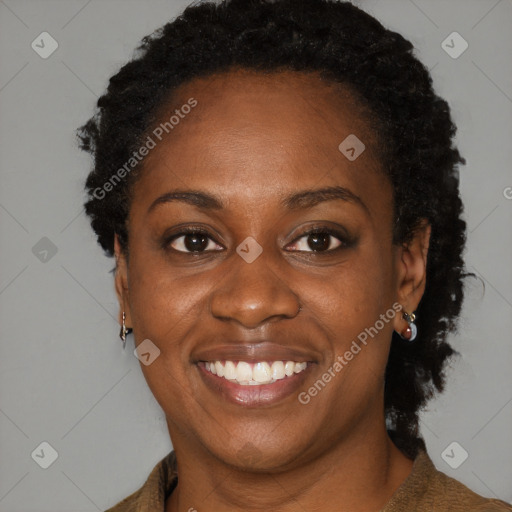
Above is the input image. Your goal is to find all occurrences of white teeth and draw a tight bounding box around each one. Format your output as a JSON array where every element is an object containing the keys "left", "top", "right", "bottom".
[
  {"left": 215, "top": 361, "right": 224, "bottom": 377},
  {"left": 271, "top": 361, "right": 285, "bottom": 379},
  {"left": 284, "top": 361, "right": 295, "bottom": 376},
  {"left": 253, "top": 362, "right": 272, "bottom": 383},
  {"left": 294, "top": 362, "right": 307, "bottom": 373},
  {"left": 236, "top": 361, "right": 253, "bottom": 382},
  {"left": 224, "top": 361, "right": 237, "bottom": 380},
  {"left": 204, "top": 360, "right": 308, "bottom": 385}
]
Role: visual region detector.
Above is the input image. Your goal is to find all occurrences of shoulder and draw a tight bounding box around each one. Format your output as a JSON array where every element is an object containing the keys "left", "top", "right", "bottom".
[
  {"left": 429, "top": 460, "right": 512, "bottom": 511},
  {"left": 104, "top": 488, "right": 142, "bottom": 512},
  {"left": 382, "top": 450, "right": 512, "bottom": 511},
  {"left": 104, "top": 451, "right": 178, "bottom": 512}
]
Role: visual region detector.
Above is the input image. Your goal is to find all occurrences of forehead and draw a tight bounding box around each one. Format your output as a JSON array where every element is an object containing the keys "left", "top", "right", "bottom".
[
  {"left": 132, "top": 68, "right": 389, "bottom": 216},
  {"left": 148, "top": 68, "right": 380, "bottom": 160}
]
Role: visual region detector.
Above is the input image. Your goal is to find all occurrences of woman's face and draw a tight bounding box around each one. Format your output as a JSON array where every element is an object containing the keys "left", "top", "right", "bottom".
[{"left": 115, "top": 69, "right": 428, "bottom": 470}]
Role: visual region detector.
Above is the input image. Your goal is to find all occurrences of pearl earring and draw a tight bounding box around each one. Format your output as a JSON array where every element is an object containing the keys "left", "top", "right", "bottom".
[{"left": 399, "top": 311, "right": 417, "bottom": 342}]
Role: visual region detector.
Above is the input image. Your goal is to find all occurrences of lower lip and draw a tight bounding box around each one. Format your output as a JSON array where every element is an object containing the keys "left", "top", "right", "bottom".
[{"left": 197, "top": 362, "right": 312, "bottom": 407}]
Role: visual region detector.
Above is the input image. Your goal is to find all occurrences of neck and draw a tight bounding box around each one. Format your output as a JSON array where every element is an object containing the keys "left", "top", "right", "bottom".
[{"left": 165, "top": 419, "right": 414, "bottom": 512}]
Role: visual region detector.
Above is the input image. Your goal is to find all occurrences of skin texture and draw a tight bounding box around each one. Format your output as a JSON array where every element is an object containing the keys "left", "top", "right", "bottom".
[{"left": 114, "top": 69, "right": 431, "bottom": 512}]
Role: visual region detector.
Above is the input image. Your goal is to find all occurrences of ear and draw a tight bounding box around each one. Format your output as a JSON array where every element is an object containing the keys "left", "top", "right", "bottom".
[
  {"left": 114, "top": 233, "right": 132, "bottom": 328},
  {"left": 393, "top": 219, "right": 431, "bottom": 333}
]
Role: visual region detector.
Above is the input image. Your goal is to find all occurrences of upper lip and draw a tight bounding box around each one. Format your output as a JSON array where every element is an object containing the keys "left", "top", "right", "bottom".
[{"left": 193, "top": 341, "right": 319, "bottom": 363}]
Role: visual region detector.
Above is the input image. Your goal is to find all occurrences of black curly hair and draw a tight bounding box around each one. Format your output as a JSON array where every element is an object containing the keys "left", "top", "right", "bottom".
[{"left": 77, "top": 0, "right": 470, "bottom": 459}]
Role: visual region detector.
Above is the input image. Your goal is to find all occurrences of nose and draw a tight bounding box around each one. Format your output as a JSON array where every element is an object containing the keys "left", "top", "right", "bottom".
[{"left": 210, "top": 250, "right": 301, "bottom": 329}]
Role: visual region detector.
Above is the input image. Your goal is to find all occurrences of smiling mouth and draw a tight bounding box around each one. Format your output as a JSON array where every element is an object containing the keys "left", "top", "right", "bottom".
[
  {"left": 202, "top": 360, "right": 308, "bottom": 385},
  {"left": 193, "top": 341, "right": 316, "bottom": 406},
  {"left": 197, "top": 359, "right": 312, "bottom": 407}
]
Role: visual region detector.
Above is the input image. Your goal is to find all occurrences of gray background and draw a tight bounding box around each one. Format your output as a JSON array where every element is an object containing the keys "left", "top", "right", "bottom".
[{"left": 0, "top": 0, "right": 511, "bottom": 510}]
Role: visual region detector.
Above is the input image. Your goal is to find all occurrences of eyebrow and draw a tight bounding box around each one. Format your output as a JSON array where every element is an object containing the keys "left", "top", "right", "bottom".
[{"left": 147, "top": 185, "right": 369, "bottom": 215}]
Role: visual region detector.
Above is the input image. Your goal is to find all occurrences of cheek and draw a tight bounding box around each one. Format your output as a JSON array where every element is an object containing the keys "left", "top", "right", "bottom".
[
  {"left": 129, "top": 279, "right": 204, "bottom": 367},
  {"left": 312, "top": 247, "right": 394, "bottom": 337},
  {"left": 313, "top": 243, "right": 396, "bottom": 391},
  {"left": 127, "top": 261, "right": 208, "bottom": 412},
  {"left": 127, "top": 245, "right": 206, "bottom": 335}
]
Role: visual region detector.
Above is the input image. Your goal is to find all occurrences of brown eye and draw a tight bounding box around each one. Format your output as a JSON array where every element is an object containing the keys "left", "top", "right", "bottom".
[
  {"left": 165, "top": 229, "right": 223, "bottom": 253},
  {"left": 287, "top": 227, "right": 353, "bottom": 253},
  {"left": 305, "top": 232, "right": 337, "bottom": 251}
]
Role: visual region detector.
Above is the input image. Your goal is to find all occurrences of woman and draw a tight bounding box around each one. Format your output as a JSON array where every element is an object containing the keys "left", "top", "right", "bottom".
[{"left": 77, "top": 0, "right": 512, "bottom": 510}]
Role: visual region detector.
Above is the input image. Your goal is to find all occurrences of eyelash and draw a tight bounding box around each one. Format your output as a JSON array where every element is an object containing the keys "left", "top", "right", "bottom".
[{"left": 162, "top": 225, "right": 354, "bottom": 254}]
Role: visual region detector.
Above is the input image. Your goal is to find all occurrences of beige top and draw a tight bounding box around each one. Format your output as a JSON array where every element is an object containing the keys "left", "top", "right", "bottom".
[{"left": 105, "top": 450, "right": 512, "bottom": 511}]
